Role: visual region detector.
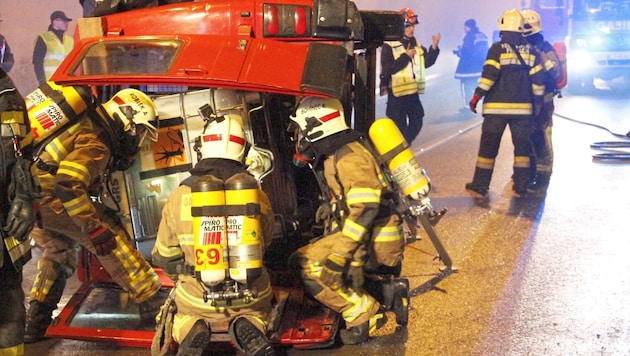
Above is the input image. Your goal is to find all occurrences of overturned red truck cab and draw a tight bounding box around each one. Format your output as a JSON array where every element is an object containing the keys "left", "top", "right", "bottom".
[{"left": 39, "top": 0, "right": 437, "bottom": 351}]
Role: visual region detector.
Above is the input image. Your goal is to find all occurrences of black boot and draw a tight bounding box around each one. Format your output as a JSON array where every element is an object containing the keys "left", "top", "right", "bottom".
[
  {"left": 176, "top": 319, "right": 211, "bottom": 356},
  {"left": 24, "top": 301, "right": 56, "bottom": 344},
  {"left": 383, "top": 278, "right": 410, "bottom": 327},
  {"left": 339, "top": 306, "right": 388, "bottom": 345},
  {"left": 466, "top": 166, "right": 493, "bottom": 196},
  {"left": 229, "top": 316, "right": 275, "bottom": 356},
  {"left": 24, "top": 274, "right": 67, "bottom": 344}
]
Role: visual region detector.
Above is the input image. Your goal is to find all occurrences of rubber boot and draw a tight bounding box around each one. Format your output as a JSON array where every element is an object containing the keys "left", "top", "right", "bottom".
[
  {"left": 382, "top": 278, "right": 410, "bottom": 327},
  {"left": 465, "top": 166, "right": 493, "bottom": 196},
  {"left": 364, "top": 275, "right": 410, "bottom": 327},
  {"left": 512, "top": 164, "right": 531, "bottom": 196},
  {"left": 23, "top": 301, "right": 56, "bottom": 344},
  {"left": 339, "top": 306, "right": 388, "bottom": 345},
  {"left": 24, "top": 274, "right": 66, "bottom": 344},
  {"left": 176, "top": 319, "right": 211, "bottom": 356},
  {"left": 229, "top": 316, "right": 275, "bottom": 356}
]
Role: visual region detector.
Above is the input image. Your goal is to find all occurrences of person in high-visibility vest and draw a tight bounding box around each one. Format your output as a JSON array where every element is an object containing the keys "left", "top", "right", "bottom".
[
  {"left": 32, "top": 11, "right": 74, "bottom": 85},
  {"left": 379, "top": 7, "right": 441, "bottom": 144}
]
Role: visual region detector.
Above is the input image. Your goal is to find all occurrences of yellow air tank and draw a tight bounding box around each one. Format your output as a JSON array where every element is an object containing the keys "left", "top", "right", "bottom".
[
  {"left": 225, "top": 172, "right": 263, "bottom": 285},
  {"left": 368, "top": 118, "right": 430, "bottom": 201},
  {"left": 26, "top": 82, "right": 93, "bottom": 145},
  {"left": 192, "top": 175, "right": 228, "bottom": 287}
]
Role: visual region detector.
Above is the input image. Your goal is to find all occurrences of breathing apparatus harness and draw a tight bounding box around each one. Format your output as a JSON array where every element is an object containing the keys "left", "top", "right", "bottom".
[{"left": 32, "top": 100, "right": 143, "bottom": 214}]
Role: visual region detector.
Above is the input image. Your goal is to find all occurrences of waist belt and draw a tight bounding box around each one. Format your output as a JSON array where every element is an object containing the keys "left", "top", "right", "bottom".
[{"left": 182, "top": 264, "right": 196, "bottom": 276}]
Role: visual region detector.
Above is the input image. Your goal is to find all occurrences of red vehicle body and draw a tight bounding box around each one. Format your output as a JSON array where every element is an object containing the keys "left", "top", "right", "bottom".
[{"left": 41, "top": 0, "right": 445, "bottom": 351}]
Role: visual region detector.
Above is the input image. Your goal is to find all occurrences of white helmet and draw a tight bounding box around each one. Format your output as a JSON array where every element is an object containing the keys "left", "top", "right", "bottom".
[
  {"left": 521, "top": 9, "right": 542, "bottom": 36},
  {"left": 289, "top": 96, "right": 349, "bottom": 142},
  {"left": 195, "top": 114, "right": 247, "bottom": 163},
  {"left": 498, "top": 9, "right": 525, "bottom": 33},
  {"left": 102, "top": 88, "right": 159, "bottom": 146}
]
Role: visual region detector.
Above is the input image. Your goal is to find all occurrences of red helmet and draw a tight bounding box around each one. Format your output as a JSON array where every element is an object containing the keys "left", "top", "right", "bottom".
[{"left": 400, "top": 8, "right": 419, "bottom": 26}]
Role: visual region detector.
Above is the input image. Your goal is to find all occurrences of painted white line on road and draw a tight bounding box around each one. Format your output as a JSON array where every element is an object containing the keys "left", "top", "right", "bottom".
[{"left": 412, "top": 118, "right": 482, "bottom": 157}]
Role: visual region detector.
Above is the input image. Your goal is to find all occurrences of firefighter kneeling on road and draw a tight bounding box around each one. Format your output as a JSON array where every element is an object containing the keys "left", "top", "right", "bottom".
[
  {"left": 288, "top": 97, "right": 412, "bottom": 345},
  {"left": 25, "top": 85, "right": 165, "bottom": 343},
  {"left": 151, "top": 113, "right": 276, "bottom": 356}
]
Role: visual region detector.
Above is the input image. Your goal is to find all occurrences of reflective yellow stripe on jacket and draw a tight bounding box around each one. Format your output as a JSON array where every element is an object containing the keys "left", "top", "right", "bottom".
[{"left": 387, "top": 41, "right": 426, "bottom": 96}]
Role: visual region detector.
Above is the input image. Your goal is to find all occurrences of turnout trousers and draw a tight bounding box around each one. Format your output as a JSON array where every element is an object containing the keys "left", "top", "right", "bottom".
[{"left": 471, "top": 115, "right": 532, "bottom": 190}]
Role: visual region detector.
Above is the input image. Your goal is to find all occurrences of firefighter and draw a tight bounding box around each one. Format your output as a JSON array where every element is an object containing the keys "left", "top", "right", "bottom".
[
  {"left": 0, "top": 68, "right": 36, "bottom": 355},
  {"left": 24, "top": 87, "right": 165, "bottom": 343},
  {"left": 151, "top": 113, "right": 276, "bottom": 356},
  {"left": 466, "top": 9, "right": 546, "bottom": 197},
  {"left": 288, "top": 97, "right": 410, "bottom": 345},
  {"left": 522, "top": 9, "right": 562, "bottom": 189}
]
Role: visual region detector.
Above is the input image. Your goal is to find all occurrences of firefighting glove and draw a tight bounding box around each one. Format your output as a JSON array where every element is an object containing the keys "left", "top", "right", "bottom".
[
  {"left": 346, "top": 260, "right": 365, "bottom": 291},
  {"left": 315, "top": 203, "right": 332, "bottom": 224},
  {"left": 4, "top": 196, "right": 36, "bottom": 241},
  {"left": 320, "top": 253, "right": 347, "bottom": 290},
  {"left": 469, "top": 94, "right": 481, "bottom": 114},
  {"left": 5, "top": 158, "right": 37, "bottom": 241},
  {"left": 89, "top": 226, "right": 118, "bottom": 256}
]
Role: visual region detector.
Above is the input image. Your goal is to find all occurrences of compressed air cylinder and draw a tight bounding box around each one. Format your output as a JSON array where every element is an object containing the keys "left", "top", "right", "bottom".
[
  {"left": 26, "top": 82, "right": 93, "bottom": 145},
  {"left": 192, "top": 175, "right": 228, "bottom": 287},
  {"left": 368, "top": 118, "right": 430, "bottom": 201},
  {"left": 224, "top": 173, "right": 263, "bottom": 285}
]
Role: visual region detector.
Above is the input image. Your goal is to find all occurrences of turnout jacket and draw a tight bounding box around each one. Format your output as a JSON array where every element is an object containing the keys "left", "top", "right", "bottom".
[
  {"left": 152, "top": 158, "right": 275, "bottom": 312},
  {"left": 0, "top": 68, "right": 32, "bottom": 270},
  {"left": 32, "top": 113, "right": 111, "bottom": 235},
  {"left": 527, "top": 33, "right": 562, "bottom": 101},
  {"left": 475, "top": 32, "right": 545, "bottom": 118},
  {"left": 322, "top": 140, "right": 404, "bottom": 268}
]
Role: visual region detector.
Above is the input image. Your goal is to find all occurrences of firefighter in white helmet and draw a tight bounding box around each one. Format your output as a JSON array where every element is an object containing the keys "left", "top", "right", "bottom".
[
  {"left": 521, "top": 9, "right": 562, "bottom": 189},
  {"left": 288, "top": 96, "right": 409, "bottom": 345},
  {"left": 25, "top": 86, "right": 165, "bottom": 343},
  {"left": 466, "top": 9, "right": 546, "bottom": 196},
  {"left": 152, "top": 113, "right": 276, "bottom": 356}
]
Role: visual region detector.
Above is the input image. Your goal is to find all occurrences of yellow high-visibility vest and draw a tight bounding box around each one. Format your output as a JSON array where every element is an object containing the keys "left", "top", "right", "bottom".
[
  {"left": 386, "top": 41, "right": 425, "bottom": 96},
  {"left": 39, "top": 31, "right": 74, "bottom": 81}
]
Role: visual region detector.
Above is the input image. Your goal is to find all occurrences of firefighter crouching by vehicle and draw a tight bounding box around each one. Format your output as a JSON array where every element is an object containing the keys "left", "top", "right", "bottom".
[
  {"left": 521, "top": 9, "right": 562, "bottom": 189},
  {"left": 24, "top": 85, "right": 165, "bottom": 343},
  {"left": 151, "top": 113, "right": 276, "bottom": 356},
  {"left": 0, "top": 68, "right": 36, "bottom": 355},
  {"left": 288, "top": 97, "right": 414, "bottom": 345}
]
